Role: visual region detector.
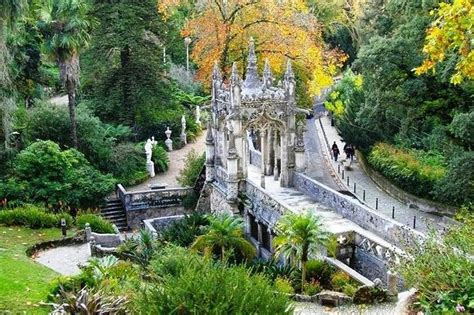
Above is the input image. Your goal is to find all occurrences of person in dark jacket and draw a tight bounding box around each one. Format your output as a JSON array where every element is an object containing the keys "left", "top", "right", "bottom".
[{"left": 332, "top": 142, "right": 340, "bottom": 161}]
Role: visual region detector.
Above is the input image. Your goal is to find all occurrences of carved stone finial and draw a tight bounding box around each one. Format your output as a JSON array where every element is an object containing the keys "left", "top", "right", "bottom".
[
  {"left": 284, "top": 59, "right": 295, "bottom": 81},
  {"left": 243, "top": 37, "right": 261, "bottom": 89},
  {"left": 263, "top": 59, "right": 273, "bottom": 88},
  {"left": 231, "top": 62, "right": 240, "bottom": 86},
  {"left": 212, "top": 62, "right": 222, "bottom": 82}
]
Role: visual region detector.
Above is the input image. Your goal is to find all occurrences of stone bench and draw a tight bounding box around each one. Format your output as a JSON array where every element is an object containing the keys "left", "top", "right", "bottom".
[
  {"left": 149, "top": 183, "right": 169, "bottom": 190},
  {"left": 85, "top": 223, "right": 123, "bottom": 256}
]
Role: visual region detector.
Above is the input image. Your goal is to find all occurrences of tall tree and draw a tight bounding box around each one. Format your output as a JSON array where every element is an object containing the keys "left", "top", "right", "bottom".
[
  {"left": 159, "top": 0, "right": 346, "bottom": 95},
  {"left": 191, "top": 214, "right": 256, "bottom": 261},
  {"left": 415, "top": 0, "right": 474, "bottom": 84},
  {"left": 38, "top": 0, "right": 94, "bottom": 148},
  {"left": 273, "top": 212, "right": 328, "bottom": 293},
  {"left": 0, "top": 0, "right": 27, "bottom": 152}
]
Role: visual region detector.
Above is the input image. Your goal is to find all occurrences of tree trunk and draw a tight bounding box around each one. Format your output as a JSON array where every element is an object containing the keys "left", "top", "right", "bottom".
[
  {"left": 120, "top": 45, "right": 132, "bottom": 123},
  {"left": 221, "top": 246, "right": 225, "bottom": 261},
  {"left": 301, "top": 245, "right": 308, "bottom": 293},
  {"left": 66, "top": 79, "right": 78, "bottom": 148}
]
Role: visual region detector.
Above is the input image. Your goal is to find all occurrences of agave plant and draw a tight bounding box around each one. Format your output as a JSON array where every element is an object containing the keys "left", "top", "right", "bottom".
[{"left": 51, "top": 286, "right": 127, "bottom": 314}]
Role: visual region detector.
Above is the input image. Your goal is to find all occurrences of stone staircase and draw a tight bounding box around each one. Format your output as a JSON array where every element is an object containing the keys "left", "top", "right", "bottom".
[{"left": 100, "top": 198, "right": 128, "bottom": 231}]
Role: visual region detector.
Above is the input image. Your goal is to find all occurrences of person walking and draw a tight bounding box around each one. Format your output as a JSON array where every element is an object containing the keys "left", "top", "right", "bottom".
[{"left": 332, "top": 141, "right": 340, "bottom": 161}]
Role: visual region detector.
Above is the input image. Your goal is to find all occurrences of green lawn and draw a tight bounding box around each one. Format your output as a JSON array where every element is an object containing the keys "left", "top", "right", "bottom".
[{"left": 0, "top": 225, "right": 74, "bottom": 314}]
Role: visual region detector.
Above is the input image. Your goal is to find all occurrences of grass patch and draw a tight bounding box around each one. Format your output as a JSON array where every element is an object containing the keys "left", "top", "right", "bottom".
[{"left": 0, "top": 225, "right": 74, "bottom": 314}]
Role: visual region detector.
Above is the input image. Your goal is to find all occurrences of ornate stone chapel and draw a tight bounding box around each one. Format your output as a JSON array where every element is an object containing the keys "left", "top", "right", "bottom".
[{"left": 204, "top": 38, "right": 310, "bottom": 215}]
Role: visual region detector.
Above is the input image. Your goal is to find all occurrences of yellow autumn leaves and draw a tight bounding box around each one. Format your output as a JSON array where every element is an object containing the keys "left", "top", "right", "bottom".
[
  {"left": 160, "top": 0, "right": 346, "bottom": 94},
  {"left": 415, "top": 0, "right": 473, "bottom": 84}
]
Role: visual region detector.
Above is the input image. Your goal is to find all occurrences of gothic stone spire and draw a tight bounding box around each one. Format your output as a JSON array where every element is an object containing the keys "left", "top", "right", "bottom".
[
  {"left": 263, "top": 59, "right": 273, "bottom": 88},
  {"left": 243, "top": 37, "right": 261, "bottom": 89}
]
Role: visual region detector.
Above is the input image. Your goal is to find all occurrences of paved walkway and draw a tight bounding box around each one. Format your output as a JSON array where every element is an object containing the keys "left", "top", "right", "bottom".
[
  {"left": 34, "top": 243, "right": 90, "bottom": 275},
  {"left": 313, "top": 113, "right": 443, "bottom": 234},
  {"left": 304, "top": 119, "right": 340, "bottom": 191},
  {"left": 294, "top": 289, "right": 416, "bottom": 315},
  {"left": 128, "top": 132, "right": 206, "bottom": 191},
  {"left": 248, "top": 165, "right": 401, "bottom": 251}
]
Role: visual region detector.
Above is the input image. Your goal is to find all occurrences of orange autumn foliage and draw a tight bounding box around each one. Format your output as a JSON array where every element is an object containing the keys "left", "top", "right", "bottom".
[{"left": 159, "top": 0, "right": 346, "bottom": 94}]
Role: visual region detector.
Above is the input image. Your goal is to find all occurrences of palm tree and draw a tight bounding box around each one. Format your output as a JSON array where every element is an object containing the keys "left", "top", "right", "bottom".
[
  {"left": 273, "top": 212, "right": 328, "bottom": 293},
  {"left": 0, "top": 0, "right": 27, "bottom": 151},
  {"left": 191, "top": 214, "right": 256, "bottom": 261},
  {"left": 37, "top": 0, "right": 93, "bottom": 148}
]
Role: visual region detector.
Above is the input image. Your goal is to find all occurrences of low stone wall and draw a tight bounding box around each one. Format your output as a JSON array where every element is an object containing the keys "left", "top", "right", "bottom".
[
  {"left": 117, "top": 184, "right": 194, "bottom": 229},
  {"left": 293, "top": 172, "right": 424, "bottom": 248},
  {"left": 357, "top": 153, "right": 455, "bottom": 216},
  {"left": 244, "top": 180, "right": 285, "bottom": 228},
  {"left": 143, "top": 215, "right": 184, "bottom": 236}
]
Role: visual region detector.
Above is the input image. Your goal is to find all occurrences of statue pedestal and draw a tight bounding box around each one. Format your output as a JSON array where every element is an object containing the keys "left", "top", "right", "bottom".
[
  {"left": 146, "top": 161, "right": 155, "bottom": 177},
  {"left": 180, "top": 132, "right": 187, "bottom": 145},
  {"left": 165, "top": 138, "right": 173, "bottom": 151}
]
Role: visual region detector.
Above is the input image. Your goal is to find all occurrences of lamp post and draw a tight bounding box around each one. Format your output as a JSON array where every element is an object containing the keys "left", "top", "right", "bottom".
[{"left": 184, "top": 37, "right": 191, "bottom": 75}]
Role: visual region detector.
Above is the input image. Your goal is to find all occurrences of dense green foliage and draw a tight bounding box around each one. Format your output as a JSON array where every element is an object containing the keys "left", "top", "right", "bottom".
[
  {"left": 368, "top": 142, "right": 446, "bottom": 200},
  {"left": 328, "top": 0, "right": 473, "bottom": 206},
  {"left": 273, "top": 212, "right": 328, "bottom": 293},
  {"left": 161, "top": 212, "right": 210, "bottom": 247},
  {"left": 400, "top": 222, "right": 474, "bottom": 313},
  {"left": 191, "top": 214, "right": 256, "bottom": 262},
  {"left": 0, "top": 205, "right": 73, "bottom": 229},
  {"left": 76, "top": 213, "right": 115, "bottom": 234},
  {"left": 0, "top": 141, "right": 114, "bottom": 209},
  {"left": 135, "top": 246, "right": 291, "bottom": 314},
  {"left": 176, "top": 149, "right": 205, "bottom": 187}
]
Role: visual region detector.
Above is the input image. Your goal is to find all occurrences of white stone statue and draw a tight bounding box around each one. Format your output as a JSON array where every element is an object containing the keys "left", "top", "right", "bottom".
[
  {"left": 145, "top": 139, "right": 153, "bottom": 163},
  {"left": 165, "top": 127, "right": 173, "bottom": 151},
  {"left": 196, "top": 106, "right": 201, "bottom": 126},
  {"left": 144, "top": 138, "right": 155, "bottom": 177},
  {"left": 180, "top": 115, "right": 187, "bottom": 144}
]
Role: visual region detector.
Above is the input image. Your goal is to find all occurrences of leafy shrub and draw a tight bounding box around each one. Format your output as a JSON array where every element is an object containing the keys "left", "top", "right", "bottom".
[
  {"left": 342, "top": 283, "right": 358, "bottom": 297},
  {"left": 274, "top": 277, "right": 295, "bottom": 295},
  {"left": 399, "top": 221, "right": 474, "bottom": 313},
  {"left": 116, "top": 229, "right": 158, "bottom": 268},
  {"left": 305, "top": 259, "right": 335, "bottom": 287},
  {"left": 176, "top": 149, "right": 205, "bottom": 187},
  {"left": 0, "top": 205, "right": 73, "bottom": 229},
  {"left": 76, "top": 213, "right": 115, "bottom": 234},
  {"left": 250, "top": 259, "right": 298, "bottom": 283},
  {"left": 331, "top": 270, "right": 351, "bottom": 291},
  {"left": 304, "top": 280, "right": 322, "bottom": 296},
  {"left": 325, "top": 235, "right": 338, "bottom": 258},
  {"left": 368, "top": 142, "right": 446, "bottom": 200},
  {"left": 1, "top": 141, "right": 115, "bottom": 209},
  {"left": 161, "top": 212, "right": 210, "bottom": 247},
  {"left": 105, "top": 143, "right": 147, "bottom": 186},
  {"left": 135, "top": 246, "right": 291, "bottom": 314},
  {"left": 151, "top": 145, "right": 169, "bottom": 173}
]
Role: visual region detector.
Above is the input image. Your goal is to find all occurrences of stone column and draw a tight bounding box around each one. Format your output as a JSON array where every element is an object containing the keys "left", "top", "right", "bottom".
[
  {"left": 256, "top": 218, "right": 262, "bottom": 256},
  {"left": 264, "top": 128, "right": 273, "bottom": 175},
  {"left": 244, "top": 209, "right": 251, "bottom": 235},
  {"left": 273, "top": 129, "right": 279, "bottom": 181},
  {"left": 279, "top": 131, "right": 289, "bottom": 187},
  {"left": 267, "top": 227, "right": 273, "bottom": 253},
  {"left": 260, "top": 130, "right": 266, "bottom": 189},
  {"left": 205, "top": 121, "right": 215, "bottom": 182},
  {"left": 387, "top": 271, "right": 399, "bottom": 301}
]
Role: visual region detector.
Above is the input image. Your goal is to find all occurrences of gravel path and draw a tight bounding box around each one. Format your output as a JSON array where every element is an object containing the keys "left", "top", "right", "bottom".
[
  {"left": 34, "top": 243, "right": 90, "bottom": 275},
  {"left": 128, "top": 132, "right": 206, "bottom": 191}
]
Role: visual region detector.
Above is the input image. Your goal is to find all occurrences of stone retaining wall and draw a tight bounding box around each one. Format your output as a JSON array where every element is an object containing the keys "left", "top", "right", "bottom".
[
  {"left": 357, "top": 153, "right": 455, "bottom": 216},
  {"left": 293, "top": 172, "right": 424, "bottom": 248},
  {"left": 117, "top": 184, "right": 194, "bottom": 228}
]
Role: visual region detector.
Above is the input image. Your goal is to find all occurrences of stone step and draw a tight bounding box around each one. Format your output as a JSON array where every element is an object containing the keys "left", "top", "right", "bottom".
[
  {"left": 102, "top": 213, "right": 126, "bottom": 221},
  {"left": 101, "top": 207, "right": 125, "bottom": 214}
]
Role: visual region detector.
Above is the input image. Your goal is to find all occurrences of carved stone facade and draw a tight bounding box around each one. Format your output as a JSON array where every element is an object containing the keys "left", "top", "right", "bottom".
[{"left": 205, "top": 38, "right": 309, "bottom": 206}]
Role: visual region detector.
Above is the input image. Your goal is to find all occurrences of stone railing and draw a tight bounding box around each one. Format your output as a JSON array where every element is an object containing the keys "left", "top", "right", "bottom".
[
  {"left": 214, "top": 165, "right": 228, "bottom": 190},
  {"left": 293, "top": 172, "right": 424, "bottom": 248},
  {"left": 245, "top": 180, "right": 287, "bottom": 228},
  {"left": 248, "top": 136, "right": 262, "bottom": 168},
  {"left": 116, "top": 184, "right": 193, "bottom": 228}
]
